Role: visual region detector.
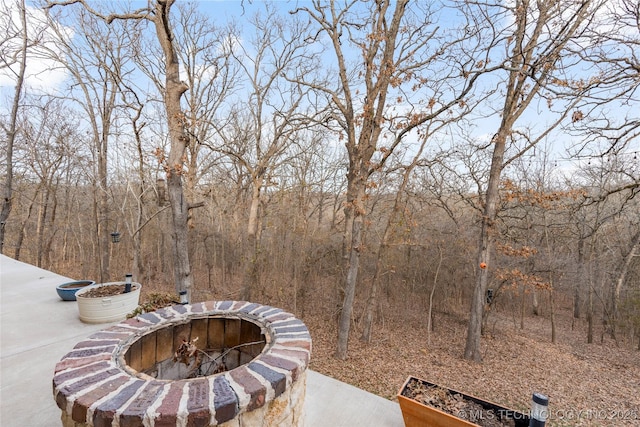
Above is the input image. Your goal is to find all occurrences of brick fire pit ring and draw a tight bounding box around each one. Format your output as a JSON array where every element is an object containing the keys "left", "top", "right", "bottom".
[{"left": 53, "top": 301, "right": 311, "bottom": 427}]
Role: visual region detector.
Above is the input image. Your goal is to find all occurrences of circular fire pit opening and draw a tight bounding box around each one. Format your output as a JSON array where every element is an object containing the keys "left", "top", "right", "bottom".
[
  {"left": 53, "top": 301, "right": 311, "bottom": 427},
  {"left": 123, "top": 315, "right": 267, "bottom": 380}
]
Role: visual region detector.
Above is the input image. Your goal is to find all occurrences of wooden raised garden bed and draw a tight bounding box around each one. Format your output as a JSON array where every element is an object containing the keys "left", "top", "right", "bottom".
[{"left": 398, "top": 376, "right": 530, "bottom": 427}]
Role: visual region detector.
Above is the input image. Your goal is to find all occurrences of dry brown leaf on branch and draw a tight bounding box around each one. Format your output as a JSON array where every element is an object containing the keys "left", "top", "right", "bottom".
[{"left": 173, "top": 337, "right": 199, "bottom": 365}]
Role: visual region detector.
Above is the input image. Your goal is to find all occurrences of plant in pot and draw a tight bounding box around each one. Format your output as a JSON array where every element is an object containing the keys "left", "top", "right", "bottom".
[
  {"left": 75, "top": 274, "right": 141, "bottom": 323},
  {"left": 55, "top": 280, "right": 96, "bottom": 301},
  {"left": 398, "top": 376, "right": 531, "bottom": 427}
]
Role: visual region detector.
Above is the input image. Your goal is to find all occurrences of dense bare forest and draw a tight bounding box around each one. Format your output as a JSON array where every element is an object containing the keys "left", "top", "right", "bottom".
[{"left": 1, "top": 1, "right": 639, "bottom": 412}]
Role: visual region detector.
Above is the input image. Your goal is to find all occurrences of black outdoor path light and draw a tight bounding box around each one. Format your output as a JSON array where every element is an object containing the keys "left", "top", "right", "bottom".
[
  {"left": 110, "top": 231, "right": 121, "bottom": 243},
  {"left": 529, "top": 393, "right": 549, "bottom": 427}
]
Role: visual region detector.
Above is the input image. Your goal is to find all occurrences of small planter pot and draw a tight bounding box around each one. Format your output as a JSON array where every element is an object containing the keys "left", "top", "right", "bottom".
[
  {"left": 55, "top": 280, "right": 96, "bottom": 301},
  {"left": 398, "top": 376, "right": 530, "bottom": 427},
  {"left": 75, "top": 281, "right": 141, "bottom": 324}
]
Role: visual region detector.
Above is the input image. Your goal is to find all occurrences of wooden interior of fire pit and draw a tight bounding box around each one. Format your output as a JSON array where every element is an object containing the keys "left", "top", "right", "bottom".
[{"left": 123, "top": 316, "right": 266, "bottom": 380}]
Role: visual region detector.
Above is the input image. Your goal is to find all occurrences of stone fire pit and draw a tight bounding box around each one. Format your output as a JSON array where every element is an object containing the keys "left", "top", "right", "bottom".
[{"left": 53, "top": 301, "right": 311, "bottom": 426}]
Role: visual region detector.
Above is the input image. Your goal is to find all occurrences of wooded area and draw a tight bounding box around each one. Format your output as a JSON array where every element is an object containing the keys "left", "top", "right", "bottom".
[{"left": 1, "top": 0, "right": 639, "bottom": 365}]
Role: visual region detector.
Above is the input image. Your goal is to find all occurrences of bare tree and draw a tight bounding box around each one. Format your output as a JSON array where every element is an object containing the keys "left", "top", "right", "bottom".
[
  {"left": 570, "top": 0, "right": 640, "bottom": 158},
  {"left": 0, "top": 0, "right": 29, "bottom": 253},
  {"left": 46, "top": 0, "right": 196, "bottom": 300},
  {"left": 40, "top": 5, "right": 134, "bottom": 281},
  {"left": 11, "top": 96, "right": 80, "bottom": 266},
  {"left": 296, "top": 0, "right": 486, "bottom": 359},
  {"left": 131, "top": 3, "right": 237, "bottom": 232},
  {"left": 570, "top": 0, "right": 640, "bottom": 333},
  {"left": 212, "top": 5, "right": 319, "bottom": 300},
  {"left": 114, "top": 83, "right": 159, "bottom": 281},
  {"left": 612, "top": 230, "right": 640, "bottom": 337},
  {"left": 175, "top": 3, "right": 238, "bottom": 204},
  {"left": 361, "top": 127, "right": 452, "bottom": 342},
  {"left": 119, "top": 2, "right": 239, "bottom": 290},
  {"left": 463, "top": 0, "right": 601, "bottom": 362},
  {"left": 578, "top": 157, "right": 639, "bottom": 342}
]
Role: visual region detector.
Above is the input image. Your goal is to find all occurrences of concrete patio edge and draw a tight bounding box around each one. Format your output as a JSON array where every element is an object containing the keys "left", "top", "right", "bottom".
[{"left": 0, "top": 255, "right": 403, "bottom": 427}]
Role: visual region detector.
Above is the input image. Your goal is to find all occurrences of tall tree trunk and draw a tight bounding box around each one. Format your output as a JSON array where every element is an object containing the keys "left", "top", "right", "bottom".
[
  {"left": 154, "top": 0, "right": 192, "bottom": 300},
  {"left": 611, "top": 231, "right": 640, "bottom": 339},
  {"left": 336, "top": 182, "right": 366, "bottom": 359},
  {"left": 338, "top": 185, "right": 356, "bottom": 313},
  {"left": 361, "top": 147, "right": 423, "bottom": 342},
  {"left": 97, "top": 131, "right": 111, "bottom": 282},
  {"left": 43, "top": 184, "right": 59, "bottom": 269},
  {"left": 242, "top": 174, "right": 264, "bottom": 301},
  {"left": 550, "top": 287, "right": 556, "bottom": 344},
  {"left": 295, "top": 0, "right": 409, "bottom": 360},
  {"left": 119, "top": 92, "right": 147, "bottom": 282},
  {"left": 587, "top": 279, "right": 594, "bottom": 344},
  {"left": 36, "top": 185, "right": 51, "bottom": 267},
  {"left": 0, "top": 0, "right": 28, "bottom": 253},
  {"left": 14, "top": 192, "right": 36, "bottom": 260},
  {"left": 520, "top": 284, "right": 526, "bottom": 330},
  {"left": 427, "top": 243, "right": 444, "bottom": 347},
  {"left": 361, "top": 237, "right": 385, "bottom": 343},
  {"left": 360, "top": 227, "right": 386, "bottom": 343},
  {"left": 574, "top": 235, "right": 586, "bottom": 320},
  {"left": 462, "top": 0, "right": 593, "bottom": 362},
  {"left": 133, "top": 125, "right": 145, "bottom": 281},
  {"left": 464, "top": 131, "right": 507, "bottom": 362}
]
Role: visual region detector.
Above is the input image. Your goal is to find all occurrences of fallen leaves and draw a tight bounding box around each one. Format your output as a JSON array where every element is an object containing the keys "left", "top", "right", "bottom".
[
  {"left": 306, "top": 309, "right": 640, "bottom": 427},
  {"left": 402, "top": 377, "right": 516, "bottom": 427}
]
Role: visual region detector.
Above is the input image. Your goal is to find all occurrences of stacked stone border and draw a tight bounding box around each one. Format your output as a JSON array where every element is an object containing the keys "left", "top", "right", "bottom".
[{"left": 53, "top": 300, "right": 311, "bottom": 427}]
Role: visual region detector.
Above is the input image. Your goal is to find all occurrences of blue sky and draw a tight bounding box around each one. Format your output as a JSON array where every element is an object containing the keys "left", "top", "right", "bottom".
[{"left": 4, "top": 0, "right": 638, "bottom": 183}]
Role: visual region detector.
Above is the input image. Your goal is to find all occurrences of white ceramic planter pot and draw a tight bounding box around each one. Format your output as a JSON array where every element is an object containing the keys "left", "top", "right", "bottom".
[{"left": 75, "top": 282, "right": 141, "bottom": 324}]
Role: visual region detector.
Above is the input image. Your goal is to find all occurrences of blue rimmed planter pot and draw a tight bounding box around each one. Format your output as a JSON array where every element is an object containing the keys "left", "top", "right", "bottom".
[
  {"left": 55, "top": 280, "right": 96, "bottom": 301},
  {"left": 398, "top": 376, "right": 530, "bottom": 427},
  {"left": 75, "top": 281, "right": 141, "bottom": 323}
]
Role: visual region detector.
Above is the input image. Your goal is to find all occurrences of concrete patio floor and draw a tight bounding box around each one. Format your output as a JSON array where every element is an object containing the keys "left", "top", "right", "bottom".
[{"left": 0, "top": 254, "right": 404, "bottom": 427}]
